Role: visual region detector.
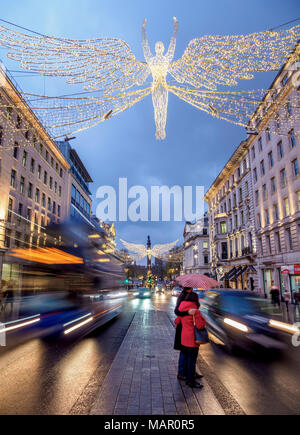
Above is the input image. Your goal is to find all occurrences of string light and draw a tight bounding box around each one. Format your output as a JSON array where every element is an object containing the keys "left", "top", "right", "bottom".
[
  {"left": 0, "top": 19, "right": 299, "bottom": 139},
  {"left": 120, "top": 238, "right": 178, "bottom": 261}
]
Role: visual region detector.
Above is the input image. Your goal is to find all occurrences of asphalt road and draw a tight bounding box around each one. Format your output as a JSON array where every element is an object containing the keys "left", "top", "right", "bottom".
[{"left": 0, "top": 293, "right": 299, "bottom": 415}]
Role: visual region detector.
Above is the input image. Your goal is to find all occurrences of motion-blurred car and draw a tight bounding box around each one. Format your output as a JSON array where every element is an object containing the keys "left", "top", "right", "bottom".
[
  {"left": 200, "top": 289, "right": 299, "bottom": 353},
  {"left": 155, "top": 284, "right": 165, "bottom": 294},
  {"left": 171, "top": 287, "right": 182, "bottom": 297},
  {"left": 132, "top": 288, "right": 152, "bottom": 298}
]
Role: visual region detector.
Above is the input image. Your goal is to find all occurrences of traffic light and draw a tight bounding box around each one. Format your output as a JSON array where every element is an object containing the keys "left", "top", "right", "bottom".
[{"left": 125, "top": 278, "right": 129, "bottom": 284}]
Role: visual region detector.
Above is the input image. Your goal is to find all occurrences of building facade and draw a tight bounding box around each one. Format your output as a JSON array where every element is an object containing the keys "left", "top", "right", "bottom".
[
  {"left": 183, "top": 214, "right": 210, "bottom": 275},
  {"left": 0, "top": 67, "right": 70, "bottom": 286},
  {"left": 248, "top": 53, "right": 300, "bottom": 299},
  {"left": 205, "top": 47, "right": 300, "bottom": 297},
  {"left": 56, "top": 140, "right": 93, "bottom": 227},
  {"left": 204, "top": 145, "right": 257, "bottom": 290}
]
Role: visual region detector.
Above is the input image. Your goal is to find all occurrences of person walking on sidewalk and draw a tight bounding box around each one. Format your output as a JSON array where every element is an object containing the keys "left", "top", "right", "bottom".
[
  {"left": 174, "top": 287, "right": 203, "bottom": 383},
  {"left": 283, "top": 290, "right": 291, "bottom": 311},
  {"left": 269, "top": 282, "right": 280, "bottom": 308},
  {"left": 174, "top": 292, "right": 206, "bottom": 389}
]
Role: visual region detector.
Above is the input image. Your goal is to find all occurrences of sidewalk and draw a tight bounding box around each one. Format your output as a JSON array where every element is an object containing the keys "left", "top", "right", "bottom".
[{"left": 90, "top": 310, "right": 224, "bottom": 415}]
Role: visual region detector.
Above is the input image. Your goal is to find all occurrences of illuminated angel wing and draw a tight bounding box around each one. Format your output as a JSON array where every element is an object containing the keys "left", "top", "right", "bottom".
[
  {"left": 151, "top": 240, "right": 179, "bottom": 259},
  {"left": 0, "top": 24, "right": 151, "bottom": 93},
  {"left": 169, "top": 25, "right": 300, "bottom": 90},
  {"left": 119, "top": 239, "right": 148, "bottom": 260},
  {"left": 167, "top": 84, "right": 300, "bottom": 135},
  {"left": 17, "top": 87, "right": 151, "bottom": 138}
]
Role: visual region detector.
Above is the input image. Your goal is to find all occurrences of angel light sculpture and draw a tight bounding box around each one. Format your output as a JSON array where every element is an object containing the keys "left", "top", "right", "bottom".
[
  {"left": 120, "top": 238, "right": 179, "bottom": 262},
  {"left": 0, "top": 18, "right": 300, "bottom": 140}
]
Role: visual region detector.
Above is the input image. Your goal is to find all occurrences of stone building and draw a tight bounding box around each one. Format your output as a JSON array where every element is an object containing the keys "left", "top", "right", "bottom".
[
  {"left": 0, "top": 67, "right": 70, "bottom": 285},
  {"left": 204, "top": 144, "right": 257, "bottom": 290},
  {"left": 248, "top": 52, "right": 300, "bottom": 299},
  {"left": 183, "top": 214, "right": 210, "bottom": 275}
]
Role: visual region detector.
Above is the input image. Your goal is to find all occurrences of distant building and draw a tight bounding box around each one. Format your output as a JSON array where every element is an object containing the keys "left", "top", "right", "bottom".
[
  {"left": 183, "top": 214, "right": 210, "bottom": 275},
  {"left": 0, "top": 66, "right": 70, "bottom": 285},
  {"left": 56, "top": 139, "right": 93, "bottom": 227}
]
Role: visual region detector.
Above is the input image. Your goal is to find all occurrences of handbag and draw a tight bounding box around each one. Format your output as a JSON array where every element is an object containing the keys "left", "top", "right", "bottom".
[
  {"left": 193, "top": 315, "right": 209, "bottom": 345},
  {"left": 174, "top": 322, "right": 183, "bottom": 350}
]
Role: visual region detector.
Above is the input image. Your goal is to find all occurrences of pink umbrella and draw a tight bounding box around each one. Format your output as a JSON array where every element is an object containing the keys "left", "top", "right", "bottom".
[{"left": 175, "top": 273, "right": 219, "bottom": 290}]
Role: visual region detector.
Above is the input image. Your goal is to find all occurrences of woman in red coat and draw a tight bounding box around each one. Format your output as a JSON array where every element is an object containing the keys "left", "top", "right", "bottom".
[{"left": 174, "top": 292, "right": 206, "bottom": 388}]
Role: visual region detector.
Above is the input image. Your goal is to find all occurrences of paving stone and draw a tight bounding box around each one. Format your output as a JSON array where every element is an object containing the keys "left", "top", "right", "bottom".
[{"left": 90, "top": 310, "right": 224, "bottom": 415}]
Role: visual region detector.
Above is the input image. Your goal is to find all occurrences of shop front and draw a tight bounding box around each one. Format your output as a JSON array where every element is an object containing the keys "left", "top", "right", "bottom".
[{"left": 281, "top": 265, "right": 300, "bottom": 302}]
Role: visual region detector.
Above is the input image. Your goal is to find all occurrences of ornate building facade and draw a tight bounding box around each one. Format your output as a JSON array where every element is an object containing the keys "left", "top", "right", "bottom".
[{"left": 183, "top": 214, "right": 210, "bottom": 275}]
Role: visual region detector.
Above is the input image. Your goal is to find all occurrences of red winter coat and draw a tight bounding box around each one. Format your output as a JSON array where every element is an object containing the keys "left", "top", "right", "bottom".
[{"left": 174, "top": 301, "right": 206, "bottom": 348}]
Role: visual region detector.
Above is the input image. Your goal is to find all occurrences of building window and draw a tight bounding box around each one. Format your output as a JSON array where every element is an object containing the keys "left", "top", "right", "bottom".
[
  {"left": 239, "top": 187, "right": 243, "bottom": 202},
  {"left": 0, "top": 126, "right": 3, "bottom": 145},
  {"left": 266, "top": 129, "right": 271, "bottom": 141},
  {"left": 48, "top": 197, "right": 51, "bottom": 211},
  {"left": 53, "top": 201, "right": 56, "bottom": 214},
  {"left": 58, "top": 205, "right": 61, "bottom": 217},
  {"left": 286, "top": 228, "right": 293, "bottom": 250},
  {"left": 204, "top": 255, "right": 208, "bottom": 264},
  {"left": 241, "top": 210, "right": 244, "bottom": 225},
  {"left": 260, "top": 160, "right": 265, "bottom": 176},
  {"left": 284, "top": 197, "right": 290, "bottom": 217},
  {"left": 16, "top": 115, "right": 22, "bottom": 130},
  {"left": 271, "top": 177, "right": 276, "bottom": 194},
  {"left": 46, "top": 150, "right": 49, "bottom": 162},
  {"left": 257, "top": 213, "right": 261, "bottom": 228},
  {"left": 287, "top": 102, "right": 292, "bottom": 116},
  {"left": 51, "top": 157, "right": 54, "bottom": 168},
  {"left": 30, "top": 158, "right": 35, "bottom": 174},
  {"left": 4, "top": 229, "right": 12, "bottom": 248},
  {"left": 13, "top": 144, "right": 19, "bottom": 159},
  {"left": 234, "top": 214, "right": 238, "bottom": 228},
  {"left": 20, "top": 176, "right": 25, "bottom": 194},
  {"left": 263, "top": 184, "right": 267, "bottom": 201},
  {"left": 37, "top": 165, "right": 41, "bottom": 179},
  {"left": 35, "top": 188, "right": 40, "bottom": 203},
  {"left": 59, "top": 186, "right": 62, "bottom": 197},
  {"left": 280, "top": 168, "right": 287, "bottom": 187},
  {"left": 268, "top": 151, "right": 274, "bottom": 168},
  {"left": 277, "top": 141, "right": 284, "bottom": 159},
  {"left": 297, "top": 191, "right": 300, "bottom": 211},
  {"left": 259, "top": 237, "right": 263, "bottom": 256},
  {"left": 7, "top": 198, "right": 13, "bottom": 223},
  {"left": 28, "top": 182, "right": 33, "bottom": 199},
  {"left": 39, "top": 144, "right": 43, "bottom": 155},
  {"left": 275, "top": 232, "right": 281, "bottom": 253},
  {"left": 10, "top": 169, "right": 16, "bottom": 188},
  {"left": 265, "top": 209, "right": 270, "bottom": 225},
  {"left": 255, "top": 190, "right": 259, "bottom": 206},
  {"left": 266, "top": 235, "right": 272, "bottom": 254},
  {"left": 245, "top": 181, "right": 249, "bottom": 196},
  {"left": 42, "top": 193, "right": 46, "bottom": 208},
  {"left": 273, "top": 204, "right": 279, "bottom": 221},
  {"left": 6, "top": 106, "right": 13, "bottom": 120},
  {"left": 258, "top": 137, "right": 263, "bottom": 152},
  {"left": 60, "top": 168, "right": 63, "bottom": 178},
  {"left": 292, "top": 159, "right": 299, "bottom": 177},
  {"left": 203, "top": 241, "right": 208, "bottom": 249},
  {"left": 220, "top": 221, "right": 227, "bottom": 233},
  {"left": 22, "top": 151, "right": 27, "bottom": 167},
  {"left": 49, "top": 176, "right": 53, "bottom": 190},
  {"left": 289, "top": 129, "right": 296, "bottom": 148},
  {"left": 15, "top": 232, "right": 22, "bottom": 248},
  {"left": 44, "top": 171, "right": 48, "bottom": 185}
]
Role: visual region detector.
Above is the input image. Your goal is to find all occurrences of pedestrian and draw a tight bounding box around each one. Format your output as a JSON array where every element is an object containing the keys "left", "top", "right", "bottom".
[
  {"left": 174, "top": 291, "right": 206, "bottom": 389},
  {"left": 269, "top": 282, "right": 280, "bottom": 308},
  {"left": 283, "top": 289, "right": 291, "bottom": 311},
  {"left": 294, "top": 290, "right": 300, "bottom": 315},
  {"left": 174, "top": 287, "right": 204, "bottom": 383},
  {"left": 0, "top": 280, "right": 7, "bottom": 312}
]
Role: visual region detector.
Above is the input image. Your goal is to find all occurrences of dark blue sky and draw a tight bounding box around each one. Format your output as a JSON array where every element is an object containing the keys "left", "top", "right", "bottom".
[{"left": 1, "top": 0, "right": 299, "bottom": 252}]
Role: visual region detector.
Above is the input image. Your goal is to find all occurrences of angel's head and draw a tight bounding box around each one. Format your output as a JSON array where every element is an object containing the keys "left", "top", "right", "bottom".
[{"left": 155, "top": 41, "right": 165, "bottom": 55}]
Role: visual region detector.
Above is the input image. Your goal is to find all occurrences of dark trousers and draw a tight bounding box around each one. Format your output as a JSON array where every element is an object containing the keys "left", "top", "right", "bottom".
[
  {"left": 178, "top": 351, "right": 186, "bottom": 376},
  {"left": 182, "top": 347, "right": 199, "bottom": 383}
]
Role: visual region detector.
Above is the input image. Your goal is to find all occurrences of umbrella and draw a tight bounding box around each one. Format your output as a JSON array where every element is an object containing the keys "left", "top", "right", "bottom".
[{"left": 175, "top": 274, "right": 219, "bottom": 290}]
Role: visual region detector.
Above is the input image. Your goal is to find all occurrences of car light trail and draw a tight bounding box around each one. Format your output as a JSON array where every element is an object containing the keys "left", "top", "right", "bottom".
[
  {"left": 63, "top": 313, "right": 92, "bottom": 328},
  {"left": 4, "top": 315, "right": 41, "bottom": 332},
  {"left": 64, "top": 317, "right": 94, "bottom": 335},
  {"left": 269, "top": 319, "right": 300, "bottom": 334},
  {"left": 224, "top": 318, "right": 248, "bottom": 332}
]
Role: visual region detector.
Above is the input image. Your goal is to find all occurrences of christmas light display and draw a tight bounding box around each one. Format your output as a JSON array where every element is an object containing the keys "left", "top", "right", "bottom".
[
  {"left": 120, "top": 238, "right": 178, "bottom": 261},
  {"left": 0, "top": 18, "right": 299, "bottom": 139}
]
